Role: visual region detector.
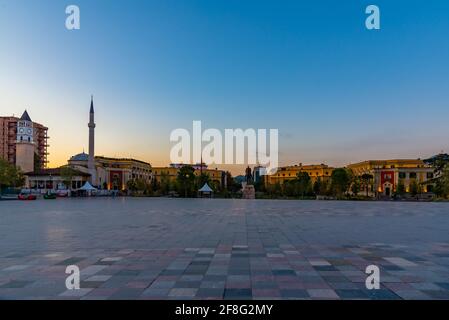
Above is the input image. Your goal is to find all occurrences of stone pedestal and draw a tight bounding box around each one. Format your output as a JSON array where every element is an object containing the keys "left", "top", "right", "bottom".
[{"left": 241, "top": 182, "right": 255, "bottom": 199}]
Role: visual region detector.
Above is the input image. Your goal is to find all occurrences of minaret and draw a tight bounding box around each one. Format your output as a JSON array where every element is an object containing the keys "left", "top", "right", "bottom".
[
  {"left": 15, "top": 110, "right": 35, "bottom": 173},
  {"left": 88, "top": 96, "right": 96, "bottom": 185}
]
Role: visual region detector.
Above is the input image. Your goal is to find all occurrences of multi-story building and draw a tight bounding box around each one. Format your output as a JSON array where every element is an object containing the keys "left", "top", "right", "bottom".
[
  {"left": 253, "top": 165, "right": 266, "bottom": 184},
  {"left": 0, "top": 112, "right": 49, "bottom": 168},
  {"left": 26, "top": 155, "right": 153, "bottom": 192},
  {"left": 68, "top": 153, "right": 152, "bottom": 190},
  {"left": 266, "top": 163, "right": 334, "bottom": 185},
  {"left": 152, "top": 163, "right": 225, "bottom": 189},
  {"left": 347, "top": 159, "right": 434, "bottom": 197}
]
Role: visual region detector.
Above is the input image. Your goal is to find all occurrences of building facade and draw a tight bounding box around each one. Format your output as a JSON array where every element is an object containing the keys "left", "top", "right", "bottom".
[
  {"left": 253, "top": 165, "right": 266, "bottom": 184},
  {"left": 0, "top": 111, "right": 48, "bottom": 169},
  {"left": 26, "top": 167, "right": 91, "bottom": 192},
  {"left": 348, "top": 159, "right": 434, "bottom": 197},
  {"left": 25, "top": 155, "right": 152, "bottom": 192},
  {"left": 68, "top": 154, "right": 152, "bottom": 190},
  {"left": 266, "top": 164, "right": 334, "bottom": 185}
]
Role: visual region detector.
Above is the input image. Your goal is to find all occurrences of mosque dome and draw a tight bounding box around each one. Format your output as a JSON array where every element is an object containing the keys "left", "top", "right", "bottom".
[{"left": 70, "top": 152, "right": 89, "bottom": 161}]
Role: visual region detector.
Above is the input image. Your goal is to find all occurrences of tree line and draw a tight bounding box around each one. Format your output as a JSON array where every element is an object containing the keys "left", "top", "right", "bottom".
[
  {"left": 258, "top": 168, "right": 367, "bottom": 199},
  {"left": 258, "top": 161, "right": 449, "bottom": 200},
  {"left": 3, "top": 157, "right": 449, "bottom": 200},
  {"left": 126, "top": 165, "right": 238, "bottom": 197}
]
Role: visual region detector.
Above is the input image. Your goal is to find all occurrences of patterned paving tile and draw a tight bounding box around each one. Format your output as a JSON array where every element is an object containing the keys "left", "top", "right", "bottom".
[
  {"left": 224, "top": 288, "right": 252, "bottom": 299},
  {"left": 280, "top": 289, "right": 309, "bottom": 298},
  {"left": 1, "top": 199, "right": 449, "bottom": 300},
  {"left": 307, "top": 289, "right": 339, "bottom": 299},
  {"left": 59, "top": 288, "right": 93, "bottom": 297},
  {"left": 0, "top": 280, "right": 33, "bottom": 288}
]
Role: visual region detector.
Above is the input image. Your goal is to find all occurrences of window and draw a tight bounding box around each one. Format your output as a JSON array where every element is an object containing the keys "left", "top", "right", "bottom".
[
  {"left": 427, "top": 172, "right": 434, "bottom": 179},
  {"left": 409, "top": 172, "right": 417, "bottom": 179},
  {"left": 399, "top": 172, "right": 406, "bottom": 179}
]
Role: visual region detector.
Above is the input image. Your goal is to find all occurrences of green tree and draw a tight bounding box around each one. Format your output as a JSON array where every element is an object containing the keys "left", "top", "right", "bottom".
[
  {"left": 361, "top": 173, "right": 374, "bottom": 197},
  {"left": 313, "top": 177, "right": 322, "bottom": 196},
  {"left": 351, "top": 177, "right": 361, "bottom": 196},
  {"left": 282, "top": 180, "right": 296, "bottom": 197},
  {"left": 60, "top": 166, "right": 76, "bottom": 190},
  {"left": 296, "top": 171, "right": 312, "bottom": 198},
  {"left": 396, "top": 179, "right": 406, "bottom": 196},
  {"left": 127, "top": 178, "right": 152, "bottom": 195},
  {"left": 126, "top": 179, "right": 138, "bottom": 193},
  {"left": 409, "top": 179, "right": 419, "bottom": 197},
  {"left": 434, "top": 165, "right": 449, "bottom": 198},
  {"left": 160, "top": 171, "right": 171, "bottom": 195},
  {"left": 425, "top": 155, "right": 449, "bottom": 198},
  {"left": 196, "top": 173, "right": 211, "bottom": 190},
  {"left": 177, "top": 165, "right": 196, "bottom": 197},
  {"left": 330, "top": 168, "right": 350, "bottom": 197},
  {"left": 0, "top": 159, "right": 25, "bottom": 191},
  {"left": 322, "top": 179, "right": 331, "bottom": 196},
  {"left": 225, "top": 172, "right": 240, "bottom": 193},
  {"left": 425, "top": 153, "right": 449, "bottom": 177},
  {"left": 267, "top": 182, "right": 282, "bottom": 197},
  {"left": 136, "top": 178, "right": 150, "bottom": 194}
]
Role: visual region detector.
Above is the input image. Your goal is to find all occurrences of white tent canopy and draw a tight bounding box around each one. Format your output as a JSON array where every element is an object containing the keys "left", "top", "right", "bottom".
[
  {"left": 78, "top": 181, "right": 97, "bottom": 191},
  {"left": 198, "top": 183, "right": 213, "bottom": 193}
]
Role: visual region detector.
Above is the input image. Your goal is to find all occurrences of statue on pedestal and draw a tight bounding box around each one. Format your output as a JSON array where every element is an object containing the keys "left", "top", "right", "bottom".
[
  {"left": 245, "top": 166, "right": 253, "bottom": 184},
  {"left": 242, "top": 166, "right": 255, "bottom": 199}
]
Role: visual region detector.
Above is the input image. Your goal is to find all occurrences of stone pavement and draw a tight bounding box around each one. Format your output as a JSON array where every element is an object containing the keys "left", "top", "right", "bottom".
[{"left": 0, "top": 198, "right": 449, "bottom": 300}]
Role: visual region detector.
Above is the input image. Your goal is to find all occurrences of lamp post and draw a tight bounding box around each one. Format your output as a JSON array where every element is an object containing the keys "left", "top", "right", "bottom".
[
  {"left": 49, "top": 174, "right": 53, "bottom": 194},
  {"left": 185, "top": 174, "right": 189, "bottom": 198}
]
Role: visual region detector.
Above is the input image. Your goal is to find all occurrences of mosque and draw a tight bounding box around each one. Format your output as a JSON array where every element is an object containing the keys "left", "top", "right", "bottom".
[{"left": 25, "top": 97, "right": 152, "bottom": 191}]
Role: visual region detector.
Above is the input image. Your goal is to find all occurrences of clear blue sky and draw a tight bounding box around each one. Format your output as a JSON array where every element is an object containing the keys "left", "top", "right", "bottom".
[{"left": 1, "top": 0, "right": 448, "bottom": 171}]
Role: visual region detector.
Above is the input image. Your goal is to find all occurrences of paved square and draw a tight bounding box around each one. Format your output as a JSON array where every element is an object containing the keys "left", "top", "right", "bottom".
[{"left": 1, "top": 198, "right": 449, "bottom": 300}]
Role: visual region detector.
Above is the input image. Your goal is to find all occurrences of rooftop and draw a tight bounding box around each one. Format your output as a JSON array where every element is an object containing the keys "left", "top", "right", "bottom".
[
  {"left": 20, "top": 110, "right": 32, "bottom": 122},
  {"left": 25, "top": 167, "right": 90, "bottom": 177},
  {"left": 69, "top": 152, "right": 89, "bottom": 162}
]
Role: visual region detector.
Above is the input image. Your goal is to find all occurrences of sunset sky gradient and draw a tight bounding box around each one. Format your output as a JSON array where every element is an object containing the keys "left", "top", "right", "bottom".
[{"left": 1, "top": 0, "right": 448, "bottom": 173}]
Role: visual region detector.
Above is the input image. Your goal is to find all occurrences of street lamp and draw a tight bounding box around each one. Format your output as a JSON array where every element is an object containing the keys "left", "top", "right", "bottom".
[{"left": 185, "top": 174, "right": 189, "bottom": 198}]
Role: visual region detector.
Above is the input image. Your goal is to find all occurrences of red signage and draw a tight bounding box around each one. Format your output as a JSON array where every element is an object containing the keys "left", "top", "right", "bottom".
[{"left": 380, "top": 171, "right": 395, "bottom": 189}]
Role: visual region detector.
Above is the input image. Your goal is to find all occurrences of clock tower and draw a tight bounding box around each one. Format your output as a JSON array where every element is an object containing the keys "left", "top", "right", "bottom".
[{"left": 16, "top": 110, "right": 35, "bottom": 173}]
